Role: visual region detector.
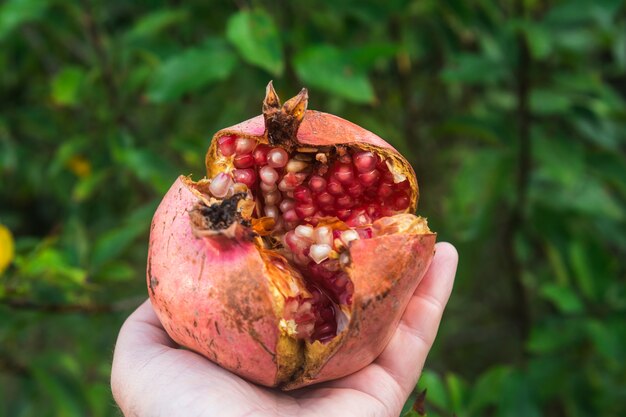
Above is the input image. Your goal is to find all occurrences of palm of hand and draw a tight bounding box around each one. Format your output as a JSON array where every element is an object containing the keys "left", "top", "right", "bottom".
[{"left": 111, "top": 243, "right": 457, "bottom": 417}]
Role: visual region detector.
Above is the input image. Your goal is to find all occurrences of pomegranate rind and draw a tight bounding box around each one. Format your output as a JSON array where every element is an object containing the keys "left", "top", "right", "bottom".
[
  {"left": 205, "top": 111, "right": 419, "bottom": 213},
  {"left": 283, "top": 230, "right": 436, "bottom": 389},
  {"left": 147, "top": 176, "right": 296, "bottom": 386}
]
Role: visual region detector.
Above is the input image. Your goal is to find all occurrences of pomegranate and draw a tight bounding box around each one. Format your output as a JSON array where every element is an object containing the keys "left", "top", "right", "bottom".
[{"left": 147, "top": 82, "right": 436, "bottom": 389}]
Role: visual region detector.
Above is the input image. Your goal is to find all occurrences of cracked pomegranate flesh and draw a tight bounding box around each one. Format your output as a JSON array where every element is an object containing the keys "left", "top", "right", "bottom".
[{"left": 147, "top": 82, "right": 436, "bottom": 389}]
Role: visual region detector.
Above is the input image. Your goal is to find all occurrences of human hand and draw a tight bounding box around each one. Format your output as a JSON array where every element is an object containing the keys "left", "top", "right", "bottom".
[{"left": 111, "top": 242, "right": 457, "bottom": 417}]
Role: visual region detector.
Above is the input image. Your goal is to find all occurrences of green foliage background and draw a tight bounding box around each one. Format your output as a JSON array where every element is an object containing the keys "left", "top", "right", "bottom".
[{"left": 1, "top": 0, "right": 625, "bottom": 416}]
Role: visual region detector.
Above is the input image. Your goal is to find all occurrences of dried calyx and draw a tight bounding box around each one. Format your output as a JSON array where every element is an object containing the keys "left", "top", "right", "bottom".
[{"left": 194, "top": 82, "right": 427, "bottom": 344}]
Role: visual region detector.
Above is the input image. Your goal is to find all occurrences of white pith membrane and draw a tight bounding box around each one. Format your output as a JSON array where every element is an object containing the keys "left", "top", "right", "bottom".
[{"left": 196, "top": 134, "right": 430, "bottom": 347}]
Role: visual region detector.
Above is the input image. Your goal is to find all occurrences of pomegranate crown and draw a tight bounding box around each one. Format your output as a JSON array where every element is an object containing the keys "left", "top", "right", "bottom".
[{"left": 263, "top": 81, "right": 308, "bottom": 153}]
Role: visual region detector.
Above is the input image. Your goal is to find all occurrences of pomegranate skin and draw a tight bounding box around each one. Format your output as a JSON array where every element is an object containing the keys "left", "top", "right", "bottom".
[
  {"left": 148, "top": 178, "right": 435, "bottom": 388},
  {"left": 147, "top": 177, "right": 283, "bottom": 386},
  {"left": 286, "top": 232, "right": 435, "bottom": 388}
]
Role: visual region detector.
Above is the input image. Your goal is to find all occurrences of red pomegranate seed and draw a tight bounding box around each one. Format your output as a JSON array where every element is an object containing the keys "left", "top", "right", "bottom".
[
  {"left": 264, "top": 190, "right": 281, "bottom": 205},
  {"left": 294, "top": 185, "right": 313, "bottom": 203},
  {"left": 295, "top": 202, "right": 316, "bottom": 219},
  {"left": 316, "top": 192, "right": 334, "bottom": 206},
  {"left": 235, "top": 137, "right": 255, "bottom": 154},
  {"left": 283, "top": 209, "right": 299, "bottom": 222},
  {"left": 358, "top": 169, "right": 380, "bottom": 186},
  {"left": 233, "top": 168, "right": 256, "bottom": 187},
  {"left": 233, "top": 153, "right": 254, "bottom": 168},
  {"left": 217, "top": 135, "right": 236, "bottom": 157},
  {"left": 392, "top": 192, "right": 410, "bottom": 210},
  {"left": 346, "top": 182, "right": 363, "bottom": 197},
  {"left": 378, "top": 182, "right": 394, "bottom": 198},
  {"left": 396, "top": 179, "right": 411, "bottom": 190},
  {"left": 336, "top": 209, "right": 351, "bottom": 220},
  {"left": 327, "top": 178, "right": 344, "bottom": 196},
  {"left": 253, "top": 144, "right": 271, "bottom": 165},
  {"left": 308, "top": 175, "right": 327, "bottom": 192},
  {"left": 267, "top": 148, "right": 289, "bottom": 168},
  {"left": 336, "top": 195, "right": 354, "bottom": 209},
  {"left": 345, "top": 210, "right": 371, "bottom": 227},
  {"left": 353, "top": 151, "right": 377, "bottom": 173},
  {"left": 334, "top": 163, "right": 354, "bottom": 184}
]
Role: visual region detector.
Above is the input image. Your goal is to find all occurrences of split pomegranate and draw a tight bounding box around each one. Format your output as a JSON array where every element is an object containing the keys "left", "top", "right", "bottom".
[{"left": 147, "top": 82, "right": 436, "bottom": 389}]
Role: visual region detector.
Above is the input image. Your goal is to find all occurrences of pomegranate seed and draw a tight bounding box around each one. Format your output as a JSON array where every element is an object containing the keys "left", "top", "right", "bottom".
[
  {"left": 366, "top": 204, "right": 380, "bottom": 217},
  {"left": 309, "top": 244, "right": 332, "bottom": 264},
  {"left": 232, "top": 169, "right": 256, "bottom": 187},
  {"left": 295, "top": 225, "right": 315, "bottom": 240},
  {"left": 264, "top": 205, "right": 279, "bottom": 219},
  {"left": 327, "top": 179, "right": 344, "bottom": 196},
  {"left": 233, "top": 153, "right": 254, "bottom": 168},
  {"left": 336, "top": 209, "right": 351, "bottom": 220},
  {"left": 217, "top": 136, "right": 236, "bottom": 157},
  {"left": 267, "top": 148, "right": 288, "bottom": 168},
  {"left": 392, "top": 192, "right": 410, "bottom": 210},
  {"left": 264, "top": 190, "right": 281, "bottom": 206},
  {"left": 358, "top": 169, "right": 380, "bottom": 186},
  {"left": 353, "top": 151, "right": 377, "bottom": 172},
  {"left": 316, "top": 192, "right": 334, "bottom": 206},
  {"left": 346, "top": 210, "right": 371, "bottom": 227},
  {"left": 283, "top": 209, "right": 299, "bottom": 222},
  {"left": 396, "top": 179, "right": 411, "bottom": 190},
  {"left": 336, "top": 194, "right": 354, "bottom": 208},
  {"left": 295, "top": 202, "right": 316, "bottom": 219},
  {"left": 252, "top": 144, "right": 271, "bottom": 165},
  {"left": 294, "top": 185, "right": 313, "bottom": 203},
  {"left": 308, "top": 175, "right": 327, "bottom": 192},
  {"left": 314, "top": 226, "right": 333, "bottom": 246},
  {"left": 280, "top": 199, "right": 295, "bottom": 213},
  {"left": 259, "top": 166, "right": 279, "bottom": 185},
  {"left": 346, "top": 182, "right": 363, "bottom": 197},
  {"left": 285, "top": 231, "right": 310, "bottom": 256},
  {"left": 339, "top": 153, "right": 352, "bottom": 164},
  {"left": 286, "top": 159, "right": 309, "bottom": 173},
  {"left": 378, "top": 182, "right": 394, "bottom": 198},
  {"left": 334, "top": 163, "right": 354, "bottom": 184},
  {"left": 260, "top": 181, "right": 277, "bottom": 192},
  {"left": 340, "top": 230, "right": 359, "bottom": 246},
  {"left": 356, "top": 228, "right": 373, "bottom": 239},
  {"left": 235, "top": 137, "right": 255, "bottom": 154},
  {"left": 208, "top": 172, "right": 233, "bottom": 198}
]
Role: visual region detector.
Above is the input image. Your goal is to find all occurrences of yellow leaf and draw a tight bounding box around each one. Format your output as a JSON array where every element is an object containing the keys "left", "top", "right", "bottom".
[
  {"left": 66, "top": 155, "right": 92, "bottom": 178},
  {"left": 0, "top": 224, "right": 15, "bottom": 275}
]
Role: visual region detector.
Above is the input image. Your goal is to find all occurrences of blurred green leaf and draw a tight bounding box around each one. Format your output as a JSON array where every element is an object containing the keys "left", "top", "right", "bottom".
[
  {"left": 540, "top": 283, "right": 584, "bottom": 314},
  {"left": 125, "top": 8, "right": 188, "bottom": 40},
  {"left": 293, "top": 45, "right": 375, "bottom": 103},
  {"left": 417, "top": 370, "right": 450, "bottom": 410},
  {"left": 441, "top": 53, "right": 506, "bottom": 84},
  {"left": 50, "top": 67, "right": 85, "bottom": 106},
  {"left": 147, "top": 39, "right": 237, "bottom": 102},
  {"left": 0, "top": 0, "right": 49, "bottom": 40},
  {"left": 468, "top": 366, "right": 512, "bottom": 413},
  {"left": 226, "top": 9, "right": 284, "bottom": 76},
  {"left": 530, "top": 89, "right": 571, "bottom": 115}
]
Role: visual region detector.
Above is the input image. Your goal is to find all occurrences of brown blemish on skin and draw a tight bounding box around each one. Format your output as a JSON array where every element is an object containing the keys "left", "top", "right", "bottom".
[{"left": 214, "top": 321, "right": 221, "bottom": 335}]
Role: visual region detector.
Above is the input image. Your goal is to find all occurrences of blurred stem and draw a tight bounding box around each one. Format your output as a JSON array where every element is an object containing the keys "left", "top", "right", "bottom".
[
  {"left": 79, "top": 0, "right": 137, "bottom": 135},
  {"left": 505, "top": 1, "right": 532, "bottom": 350}
]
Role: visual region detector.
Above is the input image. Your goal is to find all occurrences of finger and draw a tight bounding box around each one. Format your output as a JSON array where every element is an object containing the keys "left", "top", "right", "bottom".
[{"left": 375, "top": 242, "right": 458, "bottom": 395}]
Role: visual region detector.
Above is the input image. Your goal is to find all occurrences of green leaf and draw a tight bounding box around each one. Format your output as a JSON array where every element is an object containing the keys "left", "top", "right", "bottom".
[
  {"left": 0, "top": 0, "right": 49, "bottom": 40},
  {"left": 226, "top": 9, "right": 284, "bottom": 76},
  {"left": 147, "top": 39, "right": 237, "bottom": 102},
  {"left": 293, "top": 45, "right": 375, "bottom": 103},
  {"left": 468, "top": 366, "right": 512, "bottom": 413},
  {"left": 125, "top": 8, "right": 188, "bottom": 40},
  {"left": 441, "top": 53, "right": 506, "bottom": 84},
  {"left": 51, "top": 67, "right": 85, "bottom": 106},
  {"left": 530, "top": 89, "right": 571, "bottom": 115},
  {"left": 417, "top": 370, "right": 449, "bottom": 410},
  {"left": 540, "top": 283, "right": 585, "bottom": 314},
  {"left": 498, "top": 371, "right": 541, "bottom": 417}
]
